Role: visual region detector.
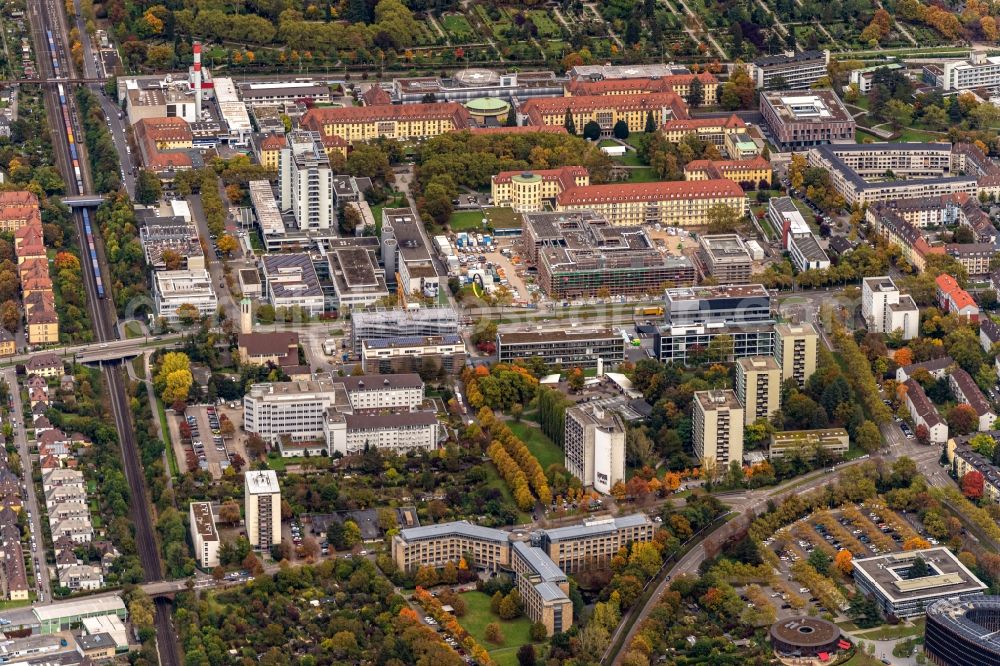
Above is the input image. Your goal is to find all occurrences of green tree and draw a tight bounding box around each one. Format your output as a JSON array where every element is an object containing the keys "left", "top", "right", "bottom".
[
  {"left": 583, "top": 120, "right": 602, "bottom": 141},
  {"left": 644, "top": 110, "right": 657, "bottom": 133},
  {"left": 564, "top": 108, "right": 576, "bottom": 135},
  {"left": 505, "top": 105, "right": 517, "bottom": 127},
  {"left": 855, "top": 421, "right": 882, "bottom": 453},
  {"left": 612, "top": 119, "right": 630, "bottom": 140},
  {"left": 135, "top": 170, "right": 163, "bottom": 205},
  {"left": 687, "top": 77, "right": 704, "bottom": 108}
]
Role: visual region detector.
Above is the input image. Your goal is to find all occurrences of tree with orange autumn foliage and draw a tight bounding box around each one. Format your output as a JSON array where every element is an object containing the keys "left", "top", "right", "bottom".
[
  {"left": 894, "top": 347, "right": 913, "bottom": 366},
  {"left": 903, "top": 536, "right": 931, "bottom": 551},
  {"left": 834, "top": 549, "right": 853, "bottom": 575}
]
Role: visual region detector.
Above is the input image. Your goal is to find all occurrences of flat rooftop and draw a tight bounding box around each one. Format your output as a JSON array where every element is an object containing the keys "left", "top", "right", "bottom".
[
  {"left": 853, "top": 547, "right": 987, "bottom": 603},
  {"left": 694, "top": 389, "right": 742, "bottom": 412},
  {"left": 190, "top": 501, "right": 219, "bottom": 541},
  {"left": 498, "top": 328, "right": 620, "bottom": 344},
  {"left": 245, "top": 470, "right": 280, "bottom": 495},
  {"left": 699, "top": 234, "right": 752, "bottom": 264},
  {"left": 737, "top": 356, "right": 780, "bottom": 372},
  {"left": 543, "top": 513, "right": 651, "bottom": 542},
  {"left": 771, "top": 428, "right": 848, "bottom": 444},
  {"left": 774, "top": 322, "right": 818, "bottom": 337},
  {"left": 763, "top": 90, "right": 853, "bottom": 124},
  {"left": 666, "top": 284, "right": 770, "bottom": 302}
]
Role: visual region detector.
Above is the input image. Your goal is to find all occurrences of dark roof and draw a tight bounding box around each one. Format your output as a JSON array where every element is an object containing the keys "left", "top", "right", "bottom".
[
  {"left": 982, "top": 318, "right": 1000, "bottom": 345},
  {"left": 238, "top": 332, "right": 299, "bottom": 363},
  {"left": 26, "top": 353, "right": 61, "bottom": 371},
  {"left": 754, "top": 50, "right": 826, "bottom": 67},
  {"left": 900, "top": 356, "right": 954, "bottom": 376},
  {"left": 345, "top": 411, "right": 438, "bottom": 430},
  {"left": 950, "top": 367, "right": 994, "bottom": 417},
  {"left": 904, "top": 378, "right": 943, "bottom": 427},
  {"left": 828, "top": 236, "right": 855, "bottom": 255}
]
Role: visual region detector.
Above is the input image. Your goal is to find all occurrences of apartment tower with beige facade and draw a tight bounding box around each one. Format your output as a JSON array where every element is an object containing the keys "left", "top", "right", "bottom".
[
  {"left": 774, "top": 322, "right": 819, "bottom": 389},
  {"left": 693, "top": 390, "right": 744, "bottom": 472},
  {"left": 735, "top": 356, "right": 782, "bottom": 426}
]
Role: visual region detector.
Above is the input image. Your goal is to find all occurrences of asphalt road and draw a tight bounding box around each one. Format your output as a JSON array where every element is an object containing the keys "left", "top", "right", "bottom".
[{"left": 4, "top": 367, "right": 52, "bottom": 602}]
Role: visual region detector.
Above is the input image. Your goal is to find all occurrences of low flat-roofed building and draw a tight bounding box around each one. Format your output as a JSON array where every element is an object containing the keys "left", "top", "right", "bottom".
[
  {"left": 760, "top": 90, "right": 855, "bottom": 150},
  {"left": 360, "top": 334, "right": 466, "bottom": 375},
  {"left": 788, "top": 233, "right": 830, "bottom": 271},
  {"left": 32, "top": 593, "right": 127, "bottom": 634},
  {"left": 768, "top": 428, "right": 849, "bottom": 460},
  {"left": 351, "top": 307, "right": 460, "bottom": 353},
  {"left": 238, "top": 268, "right": 262, "bottom": 298},
  {"left": 153, "top": 269, "right": 217, "bottom": 324},
  {"left": 238, "top": 80, "right": 332, "bottom": 106},
  {"left": 248, "top": 180, "right": 286, "bottom": 247},
  {"left": 139, "top": 224, "right": 203, "bottom": 271},
  {"left": 539, "top": 513, "right": 654, "bottom": 573},
  {"left": 76, "top": 632, "right": 116, "bottom": 660},
  {"left": 522, "top": 210, "right": 695, "bottom": 298},
  {"left": 852, "top": 547, "right": 987, "bottom": 618},
  {"left": 261, "top": 253, "right": 325, "bottom": 317},
  {"left": 328, "top": 246, "right": 389, "bottom": 309},
  {"left": 497, "top": 328, "right": 625, "bottom": 368},
  {"left": 392, "top": 69, "right": 566, "bottom": 104},
  {"left": 392, "top": 521, "right": 510, "bottom": 572},
  {"left": 698, "top": 234, "right": 753, "bottom": 283}
]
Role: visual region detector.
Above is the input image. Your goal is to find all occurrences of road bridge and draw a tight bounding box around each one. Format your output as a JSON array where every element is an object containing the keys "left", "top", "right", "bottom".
[{"left": 61, "top": 194, "right": 106, "bottom": 207}]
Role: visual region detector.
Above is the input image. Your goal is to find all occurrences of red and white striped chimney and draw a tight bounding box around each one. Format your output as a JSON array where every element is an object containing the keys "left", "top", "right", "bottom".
[{"left": 193, "top": 42, "right": 202, "bottom": 117}]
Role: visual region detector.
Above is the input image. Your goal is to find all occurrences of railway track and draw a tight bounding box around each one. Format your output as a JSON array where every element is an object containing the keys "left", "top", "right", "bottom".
[{"left": 30, "top": 2, "right": 180, "bottom": 664}]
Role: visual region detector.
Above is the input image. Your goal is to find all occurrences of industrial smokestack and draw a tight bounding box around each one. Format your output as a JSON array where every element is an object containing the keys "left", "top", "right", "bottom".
[{"left": 193, "top": 42, "right": 202, "bottom": 117}]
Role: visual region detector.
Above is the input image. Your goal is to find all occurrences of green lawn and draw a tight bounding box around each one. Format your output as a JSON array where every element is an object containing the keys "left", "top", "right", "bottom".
[
  {"left": 441, "top": 13, "right": 477, "bottom": 41},
  {"left": 124, "top": 321, "right": 143, "bottom": 339},
  {"left": 457, "top": 591, "right": 536, "bottom": 666},
  {"left": 626, "top": 167, "right": 659, "bottom": 183},
  {"left": 894, "top": 128, "right": 943, "bottom": 142},
  {"left": 506, "top": 421, "right": 563, "bottom": 470},
  {"left": 372, "top": 193, "right": 408, "bottom": 237},
  {"left": 483, "top": 464, "right": 531, "bottom": 523},
  {"left": 157, "top": 395, "right": 179, "bottom": 477},
  {"left": 449, "top": 210, "right": 486, "bottom": 232},
  {"left": 527, "top": 10, "right": 561, "bottom": 38},
  {"left": 853, "top": 617, "right": 924, "bottom": 640},
  {"left": 265, "top": 454, "right": 289, "bottom": 471}
]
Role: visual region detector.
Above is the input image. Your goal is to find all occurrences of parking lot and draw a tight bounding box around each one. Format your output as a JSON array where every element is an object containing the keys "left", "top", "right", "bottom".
[{"left": 167, "top": 404, "right": 242, "bottom": 479}]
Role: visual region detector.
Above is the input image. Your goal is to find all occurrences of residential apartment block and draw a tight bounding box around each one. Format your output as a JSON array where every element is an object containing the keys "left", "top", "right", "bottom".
[
  {"left": 277, "top": 130, "right": 334, "bottom": 230},
  {"left": 774, "top": 322, "right": 819, "bottom": 389},
  {"left": 903, "top": 378, "right": 949, "bottom": 444},
  {"left": 245, "top": 470, "right": 281, "bottom": 551},
  {"left": 189, "top": 502, "right": 220, "bottom": 569},
  {"left": 861, "top": 276, "right": 920, "bottom": 340},
  {"left": 760, "top": 90, "right": 855, "bottom": 150},
  {"left": 564, "top": 404, "right": 626, "bottom": 495},
  {"left": 735, "top": 356, "right": 781, "bottom": 426},
  {"left": 949, "top": 368, "right": 995, "bottom": 432},
  {"left": 693, "top": 390, "right": 744, "bottom": 471},
  {"left": 496, "top": 328, "right": 626, "bottom": 368},
  {"left": 808, "top": 144, "right": 978, "bottom": 207},
  {"left": 936, "top": 274, "right": 979, "bottom": 322}
]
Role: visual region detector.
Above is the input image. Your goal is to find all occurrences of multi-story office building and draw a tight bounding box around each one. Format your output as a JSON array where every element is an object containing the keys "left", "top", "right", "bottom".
[
  {"left": 852, "top": 548, "right": 986, "bottom": 618},
  {"left": 327, "top": 245, "right": 389, "bottom": 310},
  {"left": 511, "top": 542, "right": 573, "bottom": 636},
  {"left": 759, "top": 90, "right": 856, "bottom": 150},
  {"left": 555, "top": 179, "right": 747, "bottom": 227},
  {"left": 244, "top": 374, "right": 425, "bottom": 447},
  {"left": 693, "top": 390, "right": 744, "bottom": 471},
  {"left": 769, "top": 428, "right": 850, "bottom": 460},
  {"left": 564, "top": 405, "right": 626, "bottom": 495},
  {"left": 937, "top": 52, "right": 1000, "bottom": 90},
  {"left": 360, "top": 335, "right": 466, "bottom": 375},
  {"left": 752, "top": 50, "right": 830, "bottom": 90},
  {"left": 849, "top": 63, "right": 905, "bottom": 93},
  {"left": 861, "top": 276, "right": 920, "bottom": 340},
  {"left": 382, "top": 208, "right": 439, "bottom": 299},
  {"left": 152, "top": 270, "right": 218, "bottom": 324},
  {"left": 261, "top": 253, "right": 326, "bottom": 317},
  {"left": 351, "top": 307, "right": 460, "bottom": 353},
  {"left": 925, "top": 597, "right": 1000, "bottom": 666},
  {"left": 539, "top": 514, "right": 654, "bottom": 573},
  {"left": 774, "top": 322, "right": 819, "bottom": 389},
  {"left": 522, "top": 210, "right": 695, "bottom": 298},
  {"left": 491, "top": 167, "right": 589, "bottom": 212},
  {"left": 299, "top": 102, "right": 471, "bottom": 143},
  {"left": 188, "top": 502, "right": 220, "bottom": 569},
  {"left": 245, "top": 470, "right": 281, "bottom": 551},
  {"left": 698, "top": 234, "right": 753, "bottom": 284},
  {"left": 332, "top": 412, "right": 439, "bottom": 457},
  {"left": 808, "top": 144, "right": 978, "bottom": 207},
  {"left": 277, "top": 130, "right": 333, "bottom": 230},
  {"left": 521, "top": 92, "right": 688, "bottom": 135},
  {"left": 392, "top": 521, "right": 511, "bottom": 572},
  {"left": 735, "top": 356, "right": 781, "bottom": 426},
  {"left": 497, "top": 328, "right": 626, "bottom": 368},
  {"left": 654, "top": 284, "right": 776, "bottom": 364}
]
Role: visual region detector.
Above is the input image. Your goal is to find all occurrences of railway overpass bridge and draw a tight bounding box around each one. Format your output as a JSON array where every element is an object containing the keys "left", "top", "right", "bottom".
[{"left": 62, "top": 194, "right": 106, "bottom": 207}]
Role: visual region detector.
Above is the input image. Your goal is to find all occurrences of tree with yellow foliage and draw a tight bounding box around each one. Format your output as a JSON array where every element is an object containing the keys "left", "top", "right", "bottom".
[{"left": 903, "top": 536, "right": 931, "bottom": 551}]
